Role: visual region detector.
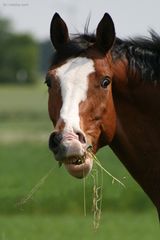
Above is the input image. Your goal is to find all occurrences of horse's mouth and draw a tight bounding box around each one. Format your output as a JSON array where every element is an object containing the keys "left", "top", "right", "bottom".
[
  {"left": 62, "top": 153, "right": 93, "bottom": 179},
  {"left": 62, "top": 154, "right": 85, "bottom": 165},
  {"left": 49, "top": 130, "right": 94, "bottom": 178}
]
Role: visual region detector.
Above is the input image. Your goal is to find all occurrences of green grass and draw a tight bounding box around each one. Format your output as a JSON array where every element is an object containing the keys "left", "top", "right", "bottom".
[
  {"left": 0, "top": 142, "right": 154, "bottom": 214},
  {"left": 0, "top": 84, "right": 47, "bottom": 113},
  {"left": 0, "top": 84, "right": 159, "bottom": 239},
  {"left": 0, "top": 84, "right": 52, "bottom": 143},
  {"left": 0, "top": 212, "right": 159, "bottom": 240}
]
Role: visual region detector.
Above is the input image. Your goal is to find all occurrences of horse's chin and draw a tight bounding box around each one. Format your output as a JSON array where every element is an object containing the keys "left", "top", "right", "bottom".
[{"left": 64, "top": 156, "right": 93, "bottom": 178}]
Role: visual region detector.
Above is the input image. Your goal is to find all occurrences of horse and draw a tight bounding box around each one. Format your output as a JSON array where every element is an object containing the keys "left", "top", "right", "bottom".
[{"left": 46, "top": 12, "right": 160, "bottom": 218}]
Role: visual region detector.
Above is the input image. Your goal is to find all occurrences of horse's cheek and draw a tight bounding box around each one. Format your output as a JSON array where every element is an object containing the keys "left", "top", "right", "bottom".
[
  {"left": 102, "top": 100, "right": 116, "bottom": 143},
  {"left": 48, "top": 90, "right": 61, "bottom": 126},
  {"left": 48, "top": 94, "right": 54, "bottom": 121}
]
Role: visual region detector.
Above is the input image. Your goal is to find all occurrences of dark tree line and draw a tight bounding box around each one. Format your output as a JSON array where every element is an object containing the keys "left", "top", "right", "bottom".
[
  {"left": 39, "top": 40, "right": 53, "bottom": 75},
  {"left": 0, "top": 16, "right": 54, "bottom": 84}
]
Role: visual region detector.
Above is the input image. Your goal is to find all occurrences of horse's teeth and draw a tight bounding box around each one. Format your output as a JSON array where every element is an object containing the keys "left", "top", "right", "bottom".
[
  {"left": 77, "top": 159, "right": 81, "bottom": 164},
  {"left": 72, "top": 159, "right": 77, "bottom": 163},
  {"left": 71, "top": 159, "right": 82, "bottom": 165},
  {"left": 62, "top": 155, "right": 85, "bottom": 165}
]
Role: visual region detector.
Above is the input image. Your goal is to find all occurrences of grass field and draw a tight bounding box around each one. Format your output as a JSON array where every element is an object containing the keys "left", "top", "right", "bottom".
[
  {"left": 0, "top": 84, "right": 159, "bottom": 239},
  {"left": 0, "top": 211, "right": 159, "bottom": 240}
]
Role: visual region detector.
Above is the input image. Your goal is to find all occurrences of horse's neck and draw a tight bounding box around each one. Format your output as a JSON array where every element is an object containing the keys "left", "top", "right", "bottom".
[{"left": 110, "top": 79, "right": 160, "bottom": 213}]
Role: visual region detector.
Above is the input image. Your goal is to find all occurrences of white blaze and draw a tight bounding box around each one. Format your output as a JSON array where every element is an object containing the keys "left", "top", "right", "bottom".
[{"left": 56, "top": 57, "right": 94, "bottom": 131}]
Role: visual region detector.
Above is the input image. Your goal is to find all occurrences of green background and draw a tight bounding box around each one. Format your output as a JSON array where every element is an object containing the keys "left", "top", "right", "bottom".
[{"left": 0, "top": 85, "right": 159, "bottom": 239}]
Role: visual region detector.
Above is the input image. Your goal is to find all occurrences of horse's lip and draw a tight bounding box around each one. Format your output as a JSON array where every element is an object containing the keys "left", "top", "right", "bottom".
[
  {"left": 63, "top": 153, "right": 93, "bottom": 178},
  {"left": 61, "top": 154, "right": 86, "bottom": 165}
]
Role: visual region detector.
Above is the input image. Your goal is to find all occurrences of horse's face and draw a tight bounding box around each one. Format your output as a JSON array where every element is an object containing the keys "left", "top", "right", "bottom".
[{"left": 47, "top": 13, "right": 116, "bottom": 178}]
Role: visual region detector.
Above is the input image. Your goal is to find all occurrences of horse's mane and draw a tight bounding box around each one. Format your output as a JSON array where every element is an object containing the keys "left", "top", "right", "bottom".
[
  {"left": 113, "top": 30, "right": 160, "bottom": 83},
  {"left": 51, "top": 33, "right": 95, "bottom": 64},
  {"left": 52, "top": 30, "right": 160, "bottom": 83}
]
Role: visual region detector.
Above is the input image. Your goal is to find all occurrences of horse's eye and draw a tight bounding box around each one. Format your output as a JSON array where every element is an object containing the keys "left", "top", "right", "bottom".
[{"left": 100, "top": 77, "right": 111, "bottom": 88}]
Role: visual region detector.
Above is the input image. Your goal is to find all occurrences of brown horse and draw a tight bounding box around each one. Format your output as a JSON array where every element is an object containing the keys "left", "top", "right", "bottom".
[{"left": 46, "top": 12, "right": 160, "bottom": 217}]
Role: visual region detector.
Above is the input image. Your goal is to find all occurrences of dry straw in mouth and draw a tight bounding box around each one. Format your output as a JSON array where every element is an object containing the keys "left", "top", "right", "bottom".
[
  {"left": 87, "top": 148, "right": 125, "bottom": 188},
  {"left": 17, "top": 148, "right": 125, "bottom": 231},
  {"left": 16, "top": 167, "right": 54, "bottom": 206},
  {"left": 85, "top": 148, "right": 125, "bottom": 231}
]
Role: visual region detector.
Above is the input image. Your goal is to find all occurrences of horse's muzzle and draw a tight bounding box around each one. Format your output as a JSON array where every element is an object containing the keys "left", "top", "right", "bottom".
[
  {"left": 49, "top": 132, "right": 63, "bottom": 156},
  {"left": 49, "top": 130, "right": 93, "bottom": 178}
]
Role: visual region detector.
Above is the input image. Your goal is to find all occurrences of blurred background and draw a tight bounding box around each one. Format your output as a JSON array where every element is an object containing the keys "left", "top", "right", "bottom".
[{"left": 0, "top": 0, "right": 160, "bottom": 239}]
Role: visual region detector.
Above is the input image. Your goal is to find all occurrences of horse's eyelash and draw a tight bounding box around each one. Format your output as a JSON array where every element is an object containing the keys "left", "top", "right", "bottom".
[{"left": 45, "top": 76, "right": 52, "bottom": 88}]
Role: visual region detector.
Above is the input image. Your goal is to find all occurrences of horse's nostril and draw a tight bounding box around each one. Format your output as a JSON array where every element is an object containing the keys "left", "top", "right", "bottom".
[
  {"left": 49, "top": 132, "right": 62, "bottom": 153},
  {"left": 76, "top": 132, "right": 86, "bottom": 144}
]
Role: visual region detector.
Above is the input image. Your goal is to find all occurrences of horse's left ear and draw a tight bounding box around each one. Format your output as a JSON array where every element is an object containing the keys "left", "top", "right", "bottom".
[
  {"left": 50, "top": 13, "right": 70, "bottom": 50},
  {"left": 95, "top": 13, "right": 115, "bottom": 54}
]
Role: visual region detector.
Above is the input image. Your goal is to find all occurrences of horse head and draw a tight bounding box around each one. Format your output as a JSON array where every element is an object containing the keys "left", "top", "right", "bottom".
[{"left": 46, "top": 13, "right": 116, "bottom": 178}]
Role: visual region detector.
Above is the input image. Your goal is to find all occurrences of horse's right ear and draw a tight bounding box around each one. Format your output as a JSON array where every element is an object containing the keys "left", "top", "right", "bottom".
[{"left": 50, "top": 13, "right": 69, "bottom": 50}]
